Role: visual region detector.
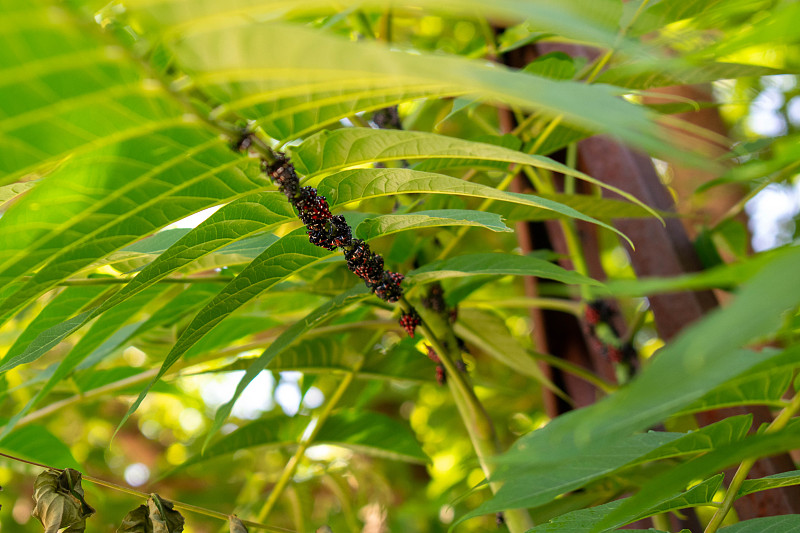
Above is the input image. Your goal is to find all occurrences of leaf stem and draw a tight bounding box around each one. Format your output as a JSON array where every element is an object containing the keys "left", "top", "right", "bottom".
[
  {"left": 704, "top": 389, "right": 800, "bottom": 533},
  {"left": 0, "top": 452, "right": 293, "bottom": 532},
  {"left": 400, "top": 297, "right": 534, "bottom": 532}
]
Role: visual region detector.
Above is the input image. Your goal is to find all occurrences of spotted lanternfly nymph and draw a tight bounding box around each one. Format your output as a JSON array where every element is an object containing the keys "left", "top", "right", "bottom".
[
  {"left": 262, "top": 154, "right": 405, "bottom": 303},
  {"left": 399, "top": 309, "right": 422, "bottom": 337}
]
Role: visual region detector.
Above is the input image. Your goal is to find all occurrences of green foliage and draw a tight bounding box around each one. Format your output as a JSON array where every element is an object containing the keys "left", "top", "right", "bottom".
[{"left": 1, "top": 0, "right": 800, "bottom": 532}]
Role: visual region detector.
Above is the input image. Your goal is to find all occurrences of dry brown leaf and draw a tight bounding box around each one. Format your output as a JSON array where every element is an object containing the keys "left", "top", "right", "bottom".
[
  {"left": 148, "top": 494, "right": 185, "bottom": 533},
  {"left": 229, "top": 515, "right": 248, "bottom": 533},
  {"left": 117, "top": 504, "right": 152, "bottom": 533},
  {"left": 31, "top": 468, "right": 95, "bottom": 533},
  {"left": 117, "top": 495, "right": 184, "bottom": 533}
]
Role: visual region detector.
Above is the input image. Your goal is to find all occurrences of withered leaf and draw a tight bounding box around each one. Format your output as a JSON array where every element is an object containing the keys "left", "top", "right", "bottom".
[
  {"left": 148, "top": 494, "right": 185, "bottom": 533},
  {"left": 32, "top": 468, "right": 95, "bottom": 533},
  {"left": 117, "top": 504, "right": 152, "bottom": 533},
  {"left": 230, "top": 516, "right": 248, "bottom": 533},
  {"left": 117, "top": 495, "right": 184, "bottom": 533}
]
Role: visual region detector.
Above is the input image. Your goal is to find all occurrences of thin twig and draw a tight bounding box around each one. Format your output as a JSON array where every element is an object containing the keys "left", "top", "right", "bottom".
[
  {"left": 400, "top": 297, "right": 534, "bottom": 532},
  {"left": 0, "top": 452, "right": 293, "bottom": 532}
]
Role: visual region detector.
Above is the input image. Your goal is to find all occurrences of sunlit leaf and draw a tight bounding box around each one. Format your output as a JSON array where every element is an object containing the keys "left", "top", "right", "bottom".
[
  {"left": 409, "top": 253, "right": 600, "bottom": 286},
  {"left": 117, "top": 229, "right": 336, "bottom": 435},
  {"left": 293, "top": 128, "right": 664, "bottom": 216},
  {"left": 318, "top": 167, "right": 633, "bottom": 244},
  {"left": 354, "top": 209, "right": 512, "bottom": 240},
  {"left": 0, "top": 425, "right": 81, "bottom": 470},
  {"left": 205, "top": 285, "right": 371, "bottom": 447},
  {"left": 739, "top": 470, "right": 800, "bottom": 498}
]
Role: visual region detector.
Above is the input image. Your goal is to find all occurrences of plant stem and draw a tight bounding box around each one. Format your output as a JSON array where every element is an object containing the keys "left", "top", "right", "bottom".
[
  {"left": 256, "top": 352, "right": 368, "bottom": 522},
  {"left": 0, "top": 452, "right": 292, "bottom": 532},
  {"left": 704, "top": 390, "right": 800, "bottom": 533},
  {"left": 400, "top": 297, "right": 534, "bottom": 532},
  {"left": 460, "top": 296, "right": 581, "bottom": 315},
  {"left": 532, "top": 351, "right": 616, "bottom": 394},
  {"left": 651, "top": 512, "right": 672, "bottom": 531},
  {"left": 528, "top": 115, "right": 563, "bottom": 154}
]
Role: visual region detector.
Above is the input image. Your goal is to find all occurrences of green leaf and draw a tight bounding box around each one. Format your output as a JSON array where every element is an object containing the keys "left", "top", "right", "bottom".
[
  {"left": 355, "top": 209, "right": 511, "bottom": 241},
  {"left": 0, "top": 131, "right": 263, "bottom": 325},
  {"left": 630, "top": 0, "right": 749, "bottom": 35},
  {"left": 739, "top": 470, "right": 800, "bottom": 498},
  {"left": 293, "top": 128, "right": 662, "bottom": 219},
  {"left": 182, "top": 410, "right": 424, "bottom": 475},
  {"left": 0, "top": 2, "right": 183, "bottom": 186},
  {"left": 138, "top": 0, "right": 628, "bottom": 50},
  {"left": 462, "top": 416, "right": 749, "bottom": 522},
  {"left": 596, "top": 60, "right": 785, "bottom": 90},
  {"left": 719, "top": 515, "right": 800, "bottom": 532},
  {"left": 149, "top": 12, "right": 673, "bottom": 155},
  {"left": 99, "top": 192, "right": 296, "bottom": 313},
  {"left": 465, "top": 432, "right": 680, "bottom": 519},
  {"left": 676, "top": 349, "right": 798, "bottom": 415},
  {"left": 498, "top": 22, "right": 552, "bottom": 53},
  {"left": 117, "top": 229, "right": 336, "bottom": 435},
  {"left": 600, "top": 251, "right": 776, "bottom": 297},
  {"left": 314, "top": 410, "right": 427, "bottom": 463},
  {"left": 497, "top": 246, "right": 800, "bottom": 473},
  {"left": 494, "top": 193, "right": 661, "bottom": 221},
  {"left": 0, "top": 424, "right": 81, "bottom": 470},
  {"left": 129, "top": 283, "right": 221, "bottom": 334},
  {"left": 635, "top": 414, "right": 752, "bottom": 464},
  {"left": 598, "top": 424, "right": 800, "bottom": 530},
  {"left": 408, "top": 253, "right": 600, "bottom": 286},
  {"left": 0, "top": 180, "right": 36, "bottom": 209},
  {"left": 318, "top": 167, "right": 633, "bottom": 245},
  {"left": 183, "top": 316, "right": 282, "bottom": 360},
  {"left": 72, "top": 367, "right": 149, "bottom": 395},
  {"left": 205, "top": 336, "right": 435, "bottom": 384},
  {"left": 1, "top": 284, "right": 106, "bottom": 367},
  {"left": 0, "top": 285, "right": 168, "bottom": 440},
  {"left": 453, "top": 308, "right": 564, "bottom": 395},
  {"left": 523, "top": 52, "right": 576, "bottom": 80},
  {"left": 205, "top": 285, "right": 371, "bottom": 448},
  {"left": 524, "top": 475, "right": 722, "bottom": 532},
  {"left": 0, "top": 310, "right": 93, "bottom": 375}
]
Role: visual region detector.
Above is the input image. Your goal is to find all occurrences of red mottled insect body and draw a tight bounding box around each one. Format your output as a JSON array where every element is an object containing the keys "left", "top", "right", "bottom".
[
  {"left": 308, "top": 229, "right": 338, "bottom": 250},
  {"left": 372, "top": 271, "right": 403, "bottom": 302},
  {"left": 265, "top": 155, "right": 300, "bottom": 199},
  {"left": 399, "top": 309, "right": 421, "bottom": 337},
  {"left": 585, "top": 305, "right": 601, "bottom": 326},
  {"left": 436, "top": 365, "right": 446, "bottom": 385},
  {"left": 328, "top": 215, "right": 352, "bottom": 248},
  {"left": 607, "top": 345, "right": 622, "bottom": 363},
  {"left": 260, "top": 155, "right": 405, "bottom": 303},
  {"left": 425, "top": 345, "right": 440, "bottom": 363}
]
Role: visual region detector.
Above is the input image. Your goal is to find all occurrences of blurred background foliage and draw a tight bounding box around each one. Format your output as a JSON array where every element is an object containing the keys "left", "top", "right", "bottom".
[{"left": 1, "top": 0, "right": 800, "bottom": 532}]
